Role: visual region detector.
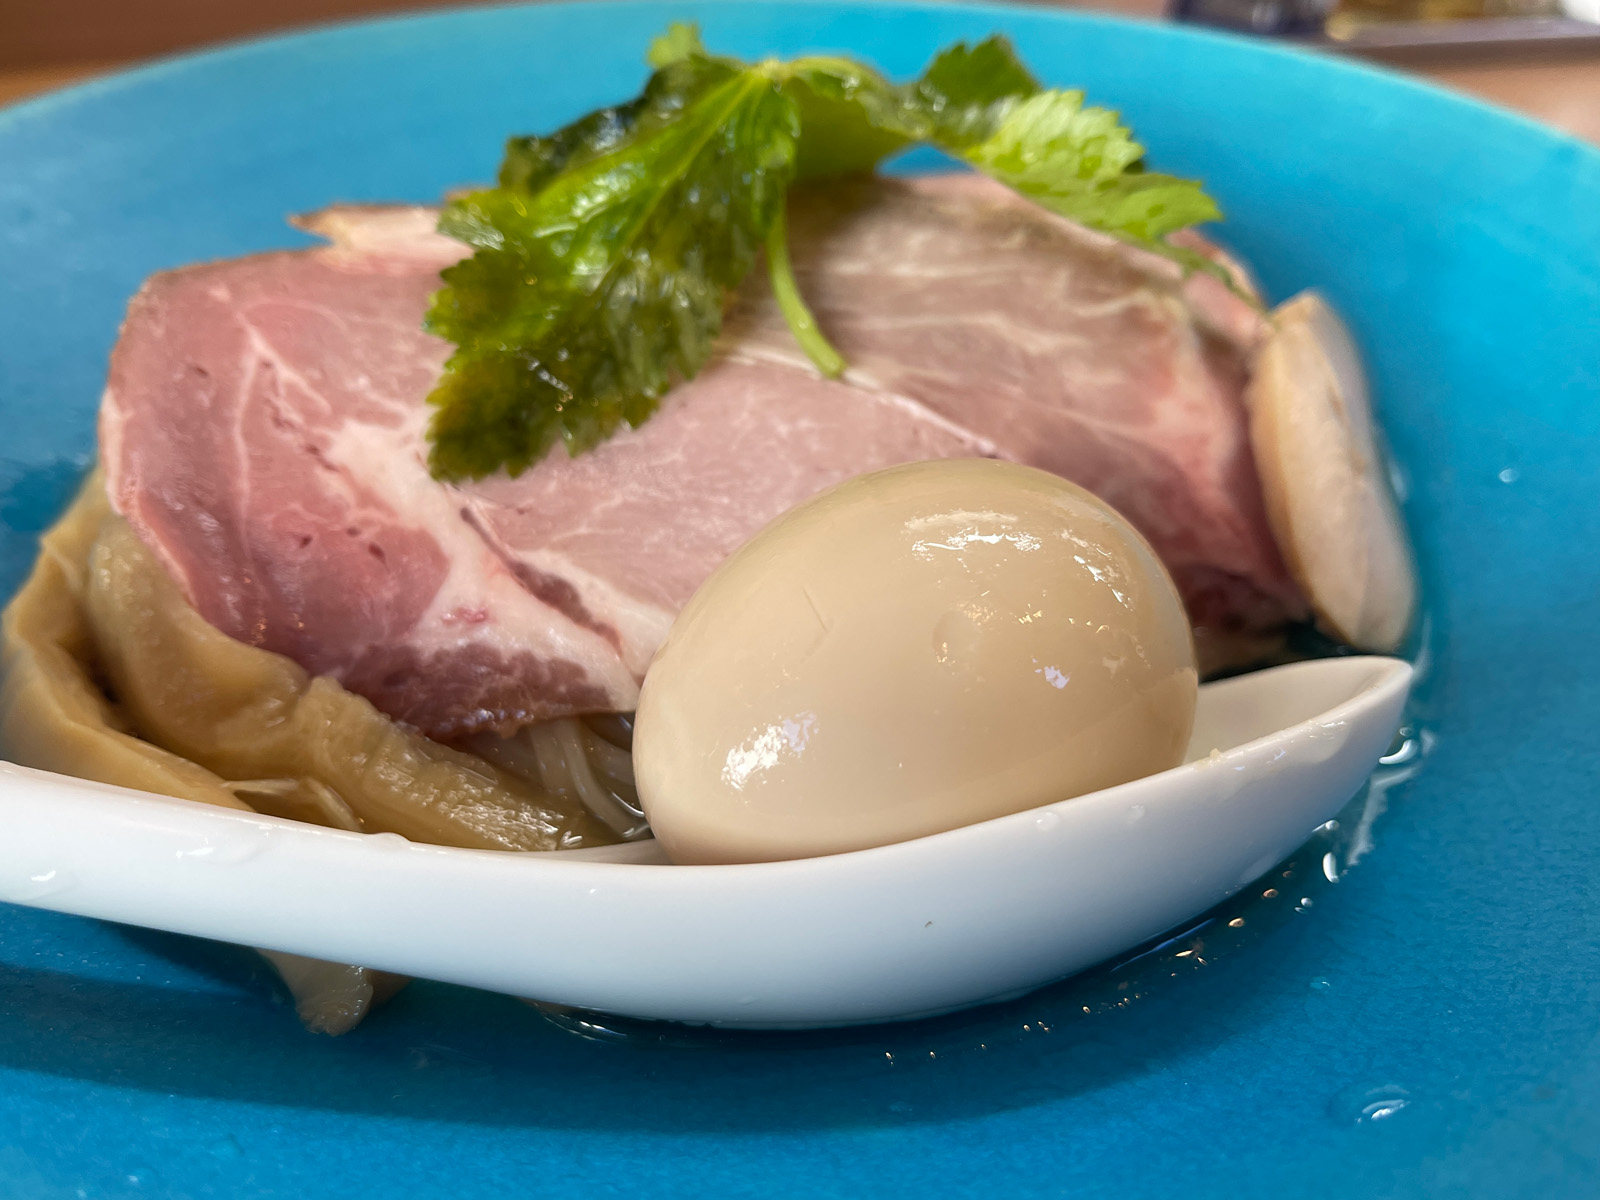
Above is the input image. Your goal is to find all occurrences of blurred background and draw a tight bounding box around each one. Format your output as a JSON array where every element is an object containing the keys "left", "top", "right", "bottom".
[{"left": 1, "top": 0, "right": 1597, "bottom": 141}]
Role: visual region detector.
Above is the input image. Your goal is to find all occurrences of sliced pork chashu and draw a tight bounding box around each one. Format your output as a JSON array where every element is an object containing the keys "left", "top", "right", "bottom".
[{"left": 100, "top": 174, "right": 1311, "bottom": 737}]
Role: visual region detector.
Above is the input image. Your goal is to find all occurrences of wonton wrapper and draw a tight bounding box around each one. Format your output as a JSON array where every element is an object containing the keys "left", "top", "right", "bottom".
[{"left": 0, "top": 474, "right": 613, "bottom": 1032}]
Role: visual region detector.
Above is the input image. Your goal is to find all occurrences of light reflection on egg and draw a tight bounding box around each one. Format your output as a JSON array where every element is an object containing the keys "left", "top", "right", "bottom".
[{"left": 634, "top": 459, "right": 1198, "bottom": 864}]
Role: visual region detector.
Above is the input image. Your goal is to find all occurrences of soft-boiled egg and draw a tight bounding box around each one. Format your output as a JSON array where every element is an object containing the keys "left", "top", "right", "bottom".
[{"left": 633, "top": 459, "right": 1198, "bottom": 864}]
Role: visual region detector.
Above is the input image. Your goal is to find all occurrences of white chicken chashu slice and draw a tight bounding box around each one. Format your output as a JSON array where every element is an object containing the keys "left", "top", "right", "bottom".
[{"left": 1247, "top": 291, "right": 1418, "bottom": 653}]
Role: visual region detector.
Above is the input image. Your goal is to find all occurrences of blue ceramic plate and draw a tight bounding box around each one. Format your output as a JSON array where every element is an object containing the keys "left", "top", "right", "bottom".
[{"left": 2, "top": 3, "right": 1597, "bottom": 1196}]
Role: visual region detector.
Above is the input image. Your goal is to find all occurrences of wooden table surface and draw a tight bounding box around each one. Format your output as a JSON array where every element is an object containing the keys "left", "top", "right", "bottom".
[
  {"left": 2, "top": 16, "right": 1598, "bottom": 146},
  {"left": 1421, "top": 56, "right": 1600, "bottom": 142}
]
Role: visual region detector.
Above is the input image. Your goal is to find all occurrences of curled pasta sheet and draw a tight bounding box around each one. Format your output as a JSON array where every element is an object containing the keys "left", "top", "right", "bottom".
[
  {"left": 0, "top": 474, "right": 619, "bottom": 1032},
  {"left": 468, "top": 719, "right": 646, "bottom": 840}
]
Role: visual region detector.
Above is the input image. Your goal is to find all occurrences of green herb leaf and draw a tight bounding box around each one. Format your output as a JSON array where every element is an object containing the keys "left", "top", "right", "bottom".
[
  {"left": 424, "top": 58, "right": 799, "bottom": 480},
  {"left": 958, "top": 90, "right": 1222, "bottom": 241},
  {"left": 779, "top": 38, "right": 1038, "bottom": 181},
  {"left": 646, "top": 21, "right": 709, "bottom": 69},
  {"left": 651, "top": 24, "right": 912, "bottom": 180},
  {"left": 783, "top": 58, "right": 915, "bottom": 180},
  {"left": 924, "top": 86, "right": 1225, "bottom": 279},
  {"left": 498, "top": 101, "right": 645, "bottom": 193},
  {"left": 764, "top": 201, "right": 845, "bottom": 378},
  {"left": 905, "top": 35, "right": 1040, "bottom": 144}
]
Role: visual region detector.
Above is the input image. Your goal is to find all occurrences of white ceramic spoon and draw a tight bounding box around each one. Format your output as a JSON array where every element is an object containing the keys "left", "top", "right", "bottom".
[{"left": 0, "top": 655, "right": 1410, "bottom": 1027}]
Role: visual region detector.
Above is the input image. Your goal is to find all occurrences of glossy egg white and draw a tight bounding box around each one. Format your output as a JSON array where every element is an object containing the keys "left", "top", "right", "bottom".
[{"left": 633, "top": 459, "right": 1199, "bottom": 864}]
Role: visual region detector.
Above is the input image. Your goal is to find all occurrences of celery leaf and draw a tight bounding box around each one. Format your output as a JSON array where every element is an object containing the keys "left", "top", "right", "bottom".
[
  {"left": 906, "top": 35, "right": 1040, "bottom": 144},
  {"left": 957, "top": 90, "right": 1222, "bottom": 244},
  {"left": 424, "top": 58, "right": 799, "bottom": 480}
]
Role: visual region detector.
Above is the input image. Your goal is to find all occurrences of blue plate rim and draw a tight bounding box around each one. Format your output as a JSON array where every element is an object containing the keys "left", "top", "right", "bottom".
[{"left": 5, "top": 0, "right": 1597, "bottom": 172}]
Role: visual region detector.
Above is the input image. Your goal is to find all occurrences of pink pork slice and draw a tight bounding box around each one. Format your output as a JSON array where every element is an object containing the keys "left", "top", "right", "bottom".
[{"left": 101, "top": 175, "right": 1305, "bottom": 739}]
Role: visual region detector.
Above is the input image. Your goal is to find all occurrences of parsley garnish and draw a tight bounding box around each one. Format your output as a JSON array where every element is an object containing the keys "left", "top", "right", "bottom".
[{"left": 424, "top": 25, "right": 1227, "bottom": 480}]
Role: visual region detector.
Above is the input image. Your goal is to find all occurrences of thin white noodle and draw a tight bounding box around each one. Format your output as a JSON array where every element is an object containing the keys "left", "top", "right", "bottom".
[
  {"left": 527, "top": 721, "right": 573, "bottom": 791},
  {"left": 549, "top": 718, "right": 648, "bottom": 840},
  {"left": 468, "top": 720, "right": 648, "bottom": 841},
  {"left": 579, "top": 729, "right": 635, "bottom": 788},
  {"left": 580, "top": 712, "right": 634, "bottom": 750},
  {"left": 465, "top": 731, "right": 543, "bottom": 781}
]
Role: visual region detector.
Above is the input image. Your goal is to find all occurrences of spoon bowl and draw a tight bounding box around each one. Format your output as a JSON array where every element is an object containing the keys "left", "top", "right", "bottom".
[{"left": 0, "top": 655, "right": 1410, "bottom": 1027}]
